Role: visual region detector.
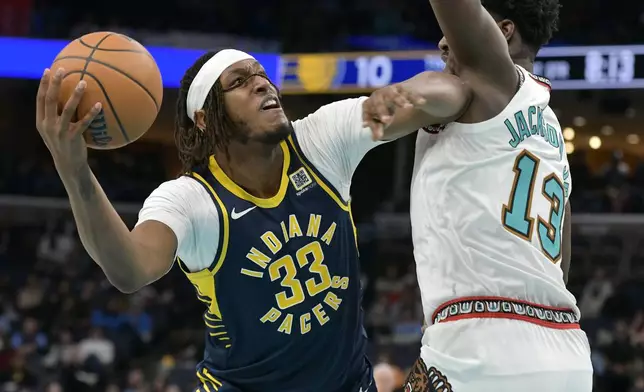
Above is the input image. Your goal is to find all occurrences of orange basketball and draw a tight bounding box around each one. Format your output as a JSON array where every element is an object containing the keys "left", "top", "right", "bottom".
[{"left": 52, "top": 32, "right": 163, "bottom": 149}]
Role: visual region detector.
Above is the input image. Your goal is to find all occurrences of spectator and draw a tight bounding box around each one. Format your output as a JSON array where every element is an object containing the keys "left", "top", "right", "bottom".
[
  {"left": 76, "top": 328, "right": 115, "bottom": 368},
  {"left": 374, "top": 362, "right": 398, "bottom": 392},
  {"left": 42, "top": 329, "right": 77, "bottom": 370},
  {"left": 0, "top": 351, "right": 38, "bottom": 390},
  {"left": 10, "top": 317, "right": 48, "bottom": 356}
]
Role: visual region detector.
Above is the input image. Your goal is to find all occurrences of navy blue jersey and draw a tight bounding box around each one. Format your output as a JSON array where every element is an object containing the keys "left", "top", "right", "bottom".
[{"left": 179, "top": 134, "right": 370, "bottom": 392}]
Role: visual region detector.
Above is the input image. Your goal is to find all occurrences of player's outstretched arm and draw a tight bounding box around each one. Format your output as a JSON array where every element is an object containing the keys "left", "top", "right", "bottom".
[
  {"left": 561, "top": 201, "right": 572, "bottom": 285},
  {"left": 291, "top": 72, "right": 471, "bottom": 203},
  {"left": 363, "top": 71, "right": 472, "bottom": 140},
  {"left": 429, "top": 0, "right": 517, "bottom": 93},
  {"left": 36, "top": 68, "right": 176, "bottom": 293}
]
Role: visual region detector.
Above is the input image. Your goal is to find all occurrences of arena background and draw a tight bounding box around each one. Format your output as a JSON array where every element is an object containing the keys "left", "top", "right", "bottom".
[{"left": 0, "top": 0, "right": 643, "bottom": 391}]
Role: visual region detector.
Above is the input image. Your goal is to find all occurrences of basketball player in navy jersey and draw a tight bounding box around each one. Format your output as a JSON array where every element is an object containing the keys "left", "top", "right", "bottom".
[{"left": 35, "top": 50, "right": 471, "bottom": 392}]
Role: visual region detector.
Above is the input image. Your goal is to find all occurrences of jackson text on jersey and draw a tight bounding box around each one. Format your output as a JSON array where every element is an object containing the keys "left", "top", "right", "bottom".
[{"left": 178, "top": 134, "right": 368, "bottom": 392}]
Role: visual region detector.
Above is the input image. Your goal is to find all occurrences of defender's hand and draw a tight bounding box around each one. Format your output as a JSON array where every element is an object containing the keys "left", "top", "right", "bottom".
[
  {"left": 36, "top": 68, "right": 102, "bottom": 171},
  {"left": 362, "top": 84, "right": 426, "bottom": 140}
]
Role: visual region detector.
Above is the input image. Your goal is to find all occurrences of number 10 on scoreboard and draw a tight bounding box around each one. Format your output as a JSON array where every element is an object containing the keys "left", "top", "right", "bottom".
[{"left": 355, "top": 56, "right": 394, "bottom": 88}]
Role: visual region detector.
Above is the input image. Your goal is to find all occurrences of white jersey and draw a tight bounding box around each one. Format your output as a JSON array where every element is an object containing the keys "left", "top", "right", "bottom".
[{"left": 411, "top": 65, "right": 578, "bottom": 324}]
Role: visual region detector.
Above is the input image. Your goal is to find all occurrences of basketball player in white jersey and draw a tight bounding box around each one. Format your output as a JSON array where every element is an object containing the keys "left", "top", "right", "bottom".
[{"left": 403, "top": 0, "right": 593, "bottom": 391}]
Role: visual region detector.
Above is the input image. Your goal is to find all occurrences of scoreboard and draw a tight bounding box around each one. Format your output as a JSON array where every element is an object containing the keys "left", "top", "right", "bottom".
[
  {"left": 280, "top": 52, "right": 446, "bottom": 94},
  {"left": 1, "top": 37, "right": 643, "bottom": 92},
  {"left": 280, "top": 45, "right": 644, "bottom": 94}
]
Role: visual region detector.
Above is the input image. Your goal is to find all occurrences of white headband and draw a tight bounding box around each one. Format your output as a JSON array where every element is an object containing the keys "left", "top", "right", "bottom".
[{"left": 186, "top": 49, "right": 255, "bottom": 122}]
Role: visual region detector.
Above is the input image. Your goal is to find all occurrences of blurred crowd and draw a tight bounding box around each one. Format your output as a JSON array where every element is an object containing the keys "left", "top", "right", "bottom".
[
  {"left": 1, "top": 0, "right": 644, "bottom": 50},
  {"left": 0, "top": 147, "right": 166, "bottom": 203},
  {"left": 570, "top": 151, "right": 644, "bottom": 214},
  {"left": 0, "top": 220, "right": 205, "bottom": 391},
  {"left": 1, "top": 211, "right": 644, "bottom": 391}
]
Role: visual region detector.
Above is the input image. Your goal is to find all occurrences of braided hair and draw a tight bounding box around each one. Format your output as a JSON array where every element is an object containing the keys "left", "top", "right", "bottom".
[{"left": 174, "top": 52, "right": 238, "bottom": 173}]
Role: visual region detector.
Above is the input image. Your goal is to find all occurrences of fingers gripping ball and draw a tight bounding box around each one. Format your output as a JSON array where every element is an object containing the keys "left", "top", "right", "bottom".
[{"left": 52, "top": 32, "right": 163, "bottom": 149}]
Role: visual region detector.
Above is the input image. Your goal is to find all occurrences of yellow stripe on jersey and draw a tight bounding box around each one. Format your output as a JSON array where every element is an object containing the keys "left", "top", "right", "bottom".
[
  {"left": 202, "top": 369, "right": 223, "bottom": 388},
  {"left": 190, "top": 172, "right": 230, "bottom": 276},
  {"left": 347, "top": 201, "right": 359, "bottom": 253},
  {"left": 196, "top": 370, "right": 221, "bottom": 391},
  {"left": 177, "top": 172, "right": 230, "bottom": 322},
  {"left": 204, "top": 312, "right": 221, "bottom": 322},
  {"left": 207, "top": 141, "right": 291, "bottom": 208}
]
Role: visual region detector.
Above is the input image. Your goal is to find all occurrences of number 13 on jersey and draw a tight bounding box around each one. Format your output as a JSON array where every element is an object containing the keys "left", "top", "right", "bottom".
[{"left": 502, "top": 150, "right": 566, "bottom": 263}]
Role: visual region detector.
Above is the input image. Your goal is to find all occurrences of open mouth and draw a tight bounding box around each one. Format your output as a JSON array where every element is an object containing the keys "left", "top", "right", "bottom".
[{"left": 260, "top": 96, "right": 281, "bottom": 111}]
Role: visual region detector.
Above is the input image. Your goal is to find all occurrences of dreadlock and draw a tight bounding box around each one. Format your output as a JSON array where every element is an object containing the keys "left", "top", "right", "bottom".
[
  {"left": 482, "top": 0, "right": 560, "bottom": 54},
  {"left": 175, "top": 52, "right": 238, "bottom": 173}
]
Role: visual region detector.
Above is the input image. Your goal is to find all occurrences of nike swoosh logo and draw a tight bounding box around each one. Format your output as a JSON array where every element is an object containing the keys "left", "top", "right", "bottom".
[{"left": 231, "top": 206, "right": 257, "bottom": 220}]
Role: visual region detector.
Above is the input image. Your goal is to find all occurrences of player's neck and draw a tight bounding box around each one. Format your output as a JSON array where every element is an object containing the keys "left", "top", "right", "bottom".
[
  {"left": 513, "top": 58, "right": 534, "bottom": 73},
  {"left": 510, "top": 45, "right": 535, "bottom": 73},
  {"left": 216, "top": 142, "right": 284, "bottom": 198}
]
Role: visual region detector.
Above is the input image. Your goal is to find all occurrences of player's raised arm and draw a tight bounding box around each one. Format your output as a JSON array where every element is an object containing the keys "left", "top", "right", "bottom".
[
  {"left": 36, "top": 68, "right": 176, "bottom": 293},
  {"left": 293, "top": 71, "right": 471, "bottom": 201},
  {"left": 429, "top": 0, "right": 517, "bottom": 93}
]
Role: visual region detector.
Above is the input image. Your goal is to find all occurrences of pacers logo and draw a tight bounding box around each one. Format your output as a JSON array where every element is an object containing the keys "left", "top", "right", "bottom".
[{"left": 296, "top": 54, "right": 345, "bottom": 93}]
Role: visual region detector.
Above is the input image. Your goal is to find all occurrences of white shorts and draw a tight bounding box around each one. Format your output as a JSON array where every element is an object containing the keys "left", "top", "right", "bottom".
[{"left": 416, "top": 318, "right": 593, "bottom": 392}]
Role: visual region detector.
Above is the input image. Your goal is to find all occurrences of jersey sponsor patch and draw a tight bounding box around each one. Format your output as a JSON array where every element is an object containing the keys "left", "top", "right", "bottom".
[{"left": 289, "top": 167, "right": 313, "bottom": 191}]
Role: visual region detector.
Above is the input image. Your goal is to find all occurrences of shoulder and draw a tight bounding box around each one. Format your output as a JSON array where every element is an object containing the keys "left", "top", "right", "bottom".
[
  {"left": 137, "top": 176, "right": 211, "bottom": 240},
  {"left": 147, "top": 176, "right": 208, "bottom": 201},
  {"left": 139, "top": 176, "right": 220, "bottom": 272},
  {"left": 292, "top": 97, "right": 367, "bottom": 132},
  {"left": 140, "top": 175, "right": 219, "bottom": 215},
  {"left": 291, "top": 97, "right": 371, "bottom": 153},
  {"left": 290, "top": 98, "right": 378, "bottom": 201}
]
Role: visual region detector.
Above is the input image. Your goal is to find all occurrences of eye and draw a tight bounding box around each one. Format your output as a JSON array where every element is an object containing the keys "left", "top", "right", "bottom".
[{"left": 230, "top": 77, "right": 245, "bottom": 88}]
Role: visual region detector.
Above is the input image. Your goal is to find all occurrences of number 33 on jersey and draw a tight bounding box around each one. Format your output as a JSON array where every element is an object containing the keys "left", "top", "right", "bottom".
[{"left": 178, "top": 136, "right": 365, "bottom": 361}]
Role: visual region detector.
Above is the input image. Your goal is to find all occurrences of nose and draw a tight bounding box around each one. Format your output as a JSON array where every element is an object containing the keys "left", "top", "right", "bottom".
[
  {"left": 438, "top": 37, "right": 449, "bottom": 53},
  {"left": 251, "top": 74, "right": 271, "bottom": 94}
]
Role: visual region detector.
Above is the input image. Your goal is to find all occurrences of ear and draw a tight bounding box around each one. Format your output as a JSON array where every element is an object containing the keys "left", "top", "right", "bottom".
[
  {"left": 194, "top": 110, "right": 207, "bottom": 131},
  {"left": 497, "top": 19, "right": 515, "bottom": 42}
]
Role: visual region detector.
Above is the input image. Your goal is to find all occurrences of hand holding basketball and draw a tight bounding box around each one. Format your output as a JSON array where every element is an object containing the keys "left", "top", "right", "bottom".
[
  {"left": 36, "top": 67, "right": 102, "bottom": 171},
  {"left": 363, "top": 84, "right": 427, "bottom": 140}
]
